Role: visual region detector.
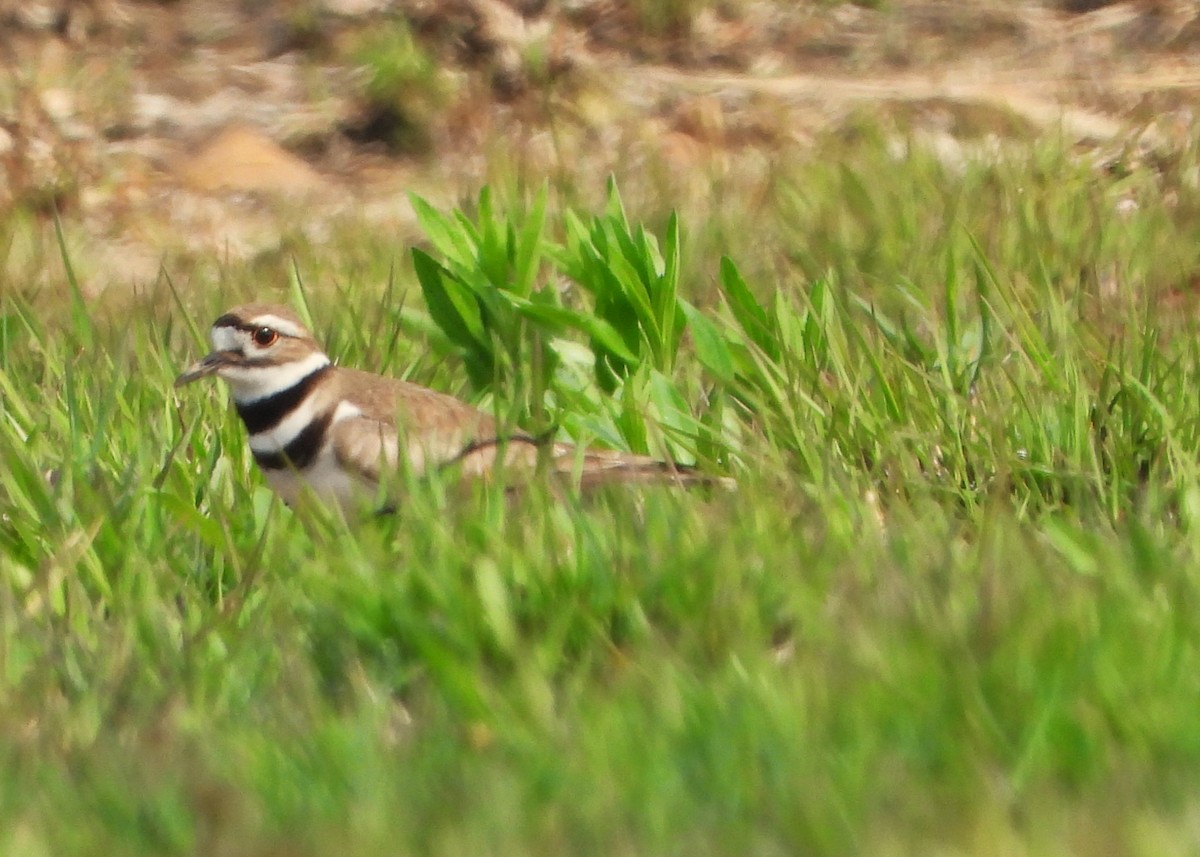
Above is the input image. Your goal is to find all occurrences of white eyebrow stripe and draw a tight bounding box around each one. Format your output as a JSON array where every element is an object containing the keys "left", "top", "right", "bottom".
[{"left": 248, "top": 314, "right": 308, "bottom": 339}]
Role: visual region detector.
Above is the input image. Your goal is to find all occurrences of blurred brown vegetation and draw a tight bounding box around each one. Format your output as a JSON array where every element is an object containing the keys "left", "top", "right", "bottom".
[{"left": 1, "top": 0, "right": 1198, "bottom": 290}]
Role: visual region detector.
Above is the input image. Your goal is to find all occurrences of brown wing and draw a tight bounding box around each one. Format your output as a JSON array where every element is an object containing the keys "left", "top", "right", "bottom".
[
  {"left": 330, "top": 368, "right": 502, "bottom": 480},
  {"left": 328, "top": 368, "right": 733, "bottom": 489},
  {"left": 329, "top": 414, "right": 398, "bottom": 484}
]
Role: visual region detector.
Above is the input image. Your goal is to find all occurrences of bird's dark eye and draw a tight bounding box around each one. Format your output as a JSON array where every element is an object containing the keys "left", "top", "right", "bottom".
[{"left": 253, "top": 327, "right": 278, "bottom": 347}]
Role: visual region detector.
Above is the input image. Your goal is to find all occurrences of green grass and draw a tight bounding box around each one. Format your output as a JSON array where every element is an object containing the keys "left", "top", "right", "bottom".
[{"left": 4, "top": 125, "right": 1200, "bottom": 855}]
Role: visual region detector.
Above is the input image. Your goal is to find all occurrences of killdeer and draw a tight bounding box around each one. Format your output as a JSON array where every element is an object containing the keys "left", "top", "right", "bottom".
[{"left": 175, "top": 303, "right": 728, "bottom": 510}]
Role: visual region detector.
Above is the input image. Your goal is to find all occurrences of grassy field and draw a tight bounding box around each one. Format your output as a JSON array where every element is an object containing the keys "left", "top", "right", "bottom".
[{"left": 4, "top": 122, "right": 1200, "bottom": 856}]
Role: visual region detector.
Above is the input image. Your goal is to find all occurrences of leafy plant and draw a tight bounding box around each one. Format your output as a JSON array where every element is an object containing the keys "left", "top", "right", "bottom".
[{"left": 410, "top": 182, "right": 730, "bottom": 459}]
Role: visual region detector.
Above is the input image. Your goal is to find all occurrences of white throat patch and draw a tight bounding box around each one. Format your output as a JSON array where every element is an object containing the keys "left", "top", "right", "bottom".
[{"left": 221, "top": 350, "right": 331, "bottom": 403}]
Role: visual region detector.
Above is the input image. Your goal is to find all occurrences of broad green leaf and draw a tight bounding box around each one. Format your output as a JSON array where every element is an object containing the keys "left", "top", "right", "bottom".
[
  {"left": 681, "top": 300, "right": 734, "bottom": 384},
  {"left": 719, "top": 257, "right": 779, "bottom": 361},
  {"left": 512, "top": 186, "right": 548, "bottom": 298},
  {"left": 411, "top": 193, "right": 478, "bottom": 267},
  {"left": 514, "top": 302, "right": 638, "bottom": 365},
  {"left": 655, "top": 213, "right": 681, "bottom": 363},
  {"left": 411, "top": 249, "right": 487, "bottom": 353},
  {"left": 646, "top": 370, "right": 696, "bottom": 463},
  {"left": 603, "top": 252, "right": 660, "bottom": 350},
  {"left": 802, "top": 278, "right": 829, "bottom": 365},
  {"left": 475, "top": 187, "right": 509, "bottom": 290}
]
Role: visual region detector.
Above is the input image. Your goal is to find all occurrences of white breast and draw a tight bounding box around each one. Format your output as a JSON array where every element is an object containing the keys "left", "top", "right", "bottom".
[
  {"left": 262, "top": 450, "right": 369, "bottom": 511},
  {"left": 256, "top": 399, "right": 375, "bottom": 512}
]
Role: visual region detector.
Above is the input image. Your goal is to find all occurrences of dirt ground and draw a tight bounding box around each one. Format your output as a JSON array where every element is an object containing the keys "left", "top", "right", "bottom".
[{"left": 2, "top": 0, "right": 1199, "bottom": 292}]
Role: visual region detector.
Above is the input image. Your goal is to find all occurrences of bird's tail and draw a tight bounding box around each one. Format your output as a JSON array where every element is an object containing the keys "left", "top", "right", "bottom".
[
  {"left": 552, "top": 445, "right": 737, "bottom": 490},
  {"left": 442, "top": 434, "right": 735, "bottom": 490}
]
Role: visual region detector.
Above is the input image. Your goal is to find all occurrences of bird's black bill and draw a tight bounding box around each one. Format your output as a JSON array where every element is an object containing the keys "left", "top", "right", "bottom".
[{"left": 174, "top": 351, "right": 238, "bottom": 387}]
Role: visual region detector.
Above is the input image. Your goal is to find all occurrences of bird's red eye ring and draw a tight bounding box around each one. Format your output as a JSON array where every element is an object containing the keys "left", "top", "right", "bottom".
[{"left": 253, "top": 327, "right": 278, "bottom": 347}]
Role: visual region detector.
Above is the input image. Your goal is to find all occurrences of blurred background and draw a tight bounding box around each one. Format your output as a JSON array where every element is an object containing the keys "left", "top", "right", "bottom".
[{"left": 2, "top": 0, "right": 1197, "bottom": 296}]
